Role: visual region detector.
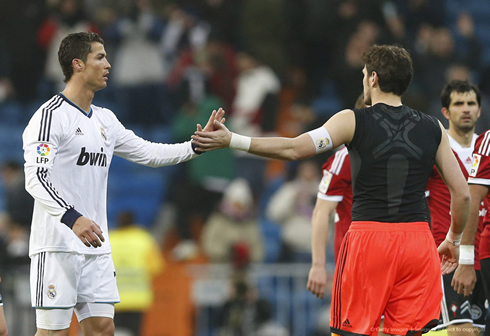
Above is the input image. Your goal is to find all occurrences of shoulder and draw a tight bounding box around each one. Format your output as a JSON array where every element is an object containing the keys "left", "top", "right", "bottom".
[
  {"left": 91, "top": 104, "right": 115, "bottom": 117},
  {"left": 474, "top": 130, "right": 490, "bottom": 155},
  {"left": 26, "top": 95, "right": 68, "bottom": 131},
  {"left": 91, "top": 104, "right": 120, "bottom": 123},
  {"left": 33, "top": 95, "right": 66, "bottom": 116}
]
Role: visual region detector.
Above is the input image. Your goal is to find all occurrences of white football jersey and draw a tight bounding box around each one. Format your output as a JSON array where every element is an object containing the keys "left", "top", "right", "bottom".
[
  {"left": 448, "top": 132, "right": 477, "bottom": 174},
  {"left": 23, "top": 93, "right": 198, "bottom": 256}
]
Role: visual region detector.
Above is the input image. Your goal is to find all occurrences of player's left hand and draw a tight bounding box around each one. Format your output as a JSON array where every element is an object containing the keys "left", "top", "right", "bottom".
[
  {"left": 197, "top": 108, "right": 226, "bottom": 133},
  {"left": 452, "top": 264, "right": 476, "bottom": 297},
  {"left": 437, "top": 239, "right": 459, "bottom": 275},
  {"left": 307, "top": 265, "right": 327, "bottom": 299},
  {"left": 192, "top": 119, "right": 232, "bottom": 152}
]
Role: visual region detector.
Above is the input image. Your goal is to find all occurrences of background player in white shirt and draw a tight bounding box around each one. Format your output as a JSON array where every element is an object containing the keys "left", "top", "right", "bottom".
[
  {"left": 23, "top": 32, "right": 223, "bottom": 336},
  {"left": 426, "top": 80, "right": 485, "bottom": 333}
]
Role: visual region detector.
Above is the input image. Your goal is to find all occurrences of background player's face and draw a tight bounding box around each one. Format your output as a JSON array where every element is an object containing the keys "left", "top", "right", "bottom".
[
  {"left": 362, "top": 66, "right": 372, "bottom": 105},
  {"left": 82, "top": 42, "right": 111, "bottom": 91},
  {"left": 444, "top": 90, "right": 480, "bottom": 132}
]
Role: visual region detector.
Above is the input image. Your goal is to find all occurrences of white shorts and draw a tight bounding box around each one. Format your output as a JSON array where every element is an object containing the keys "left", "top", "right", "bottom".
[
  {"left": 36, "top": 302, "right": 115, "bottom": 330},
  {"left": 30, "top": 252, "right": 120, "bottom": 308}
]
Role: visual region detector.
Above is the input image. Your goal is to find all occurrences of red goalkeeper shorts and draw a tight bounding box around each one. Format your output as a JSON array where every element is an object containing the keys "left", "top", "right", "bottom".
[{"left": 330, "top": 221, "right": 441, "bottom": 336}]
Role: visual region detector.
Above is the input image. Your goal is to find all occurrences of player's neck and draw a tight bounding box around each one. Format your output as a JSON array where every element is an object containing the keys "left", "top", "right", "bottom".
[
  {"left": 447, "top": 126, "right": 474, "bottom": 148},
  {"left": 62, "top": 81, "right": 95, "bottom": 114},
  {"left": 370, "top": 90, "right": 402, "bottom": 107}
]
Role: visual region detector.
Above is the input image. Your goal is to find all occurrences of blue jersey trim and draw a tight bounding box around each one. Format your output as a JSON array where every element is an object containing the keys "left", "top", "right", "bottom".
[{"left": 58, "top": 93, "right": 93, "bottom": 118}]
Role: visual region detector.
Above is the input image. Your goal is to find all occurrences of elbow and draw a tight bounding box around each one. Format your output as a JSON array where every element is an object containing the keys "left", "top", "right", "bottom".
[
  {"left": 460, "top": 185, "right": 471, "bottom": 205},
  {"left": 454, "top": 189, "right": 471, "bottom": 208},
  {"left": 463, "top": 192, "right": 471, "bottom": 207},
  {"left": 25, "top": 176, "right": 37, "bottom": 197}
]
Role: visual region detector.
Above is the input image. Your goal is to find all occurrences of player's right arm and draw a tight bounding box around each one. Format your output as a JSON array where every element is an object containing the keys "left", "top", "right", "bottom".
[
  {"left": 23, "top": 104, "right": 103, "bottom": 247},
  {"left": 452, "top": 130, "right": 490, "bottom": 295},
  {"left": 434, "top": 121, "right": 471, "bottom": 274},
  {"left": 452, "top": 184, "right": 487, "bottom": 296},
  {"left": 307, "top": 198, "right": 338, "bottom": 299},
  {"left": 192, "top": 109, "right": 356, "bottom": 160}
]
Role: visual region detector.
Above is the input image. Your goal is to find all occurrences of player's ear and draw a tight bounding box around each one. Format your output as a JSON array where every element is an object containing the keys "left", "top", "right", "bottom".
[
  {"left": 371, "top": 71, "right": 378, "bottom": 88},
  {"left": 441, "top": 107, "right": 450, "bottom": 121},
  {"left": 72, "top": 59, "right": 84, "bottom": 72}
]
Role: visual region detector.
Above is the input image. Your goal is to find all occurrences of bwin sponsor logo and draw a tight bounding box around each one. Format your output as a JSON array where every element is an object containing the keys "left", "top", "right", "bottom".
[{"left": 77, "top": 147, "right": 107, "bottom": 167}]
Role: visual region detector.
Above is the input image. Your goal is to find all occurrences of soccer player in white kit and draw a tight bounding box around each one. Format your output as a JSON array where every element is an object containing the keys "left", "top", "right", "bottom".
[{"left": 22, "top": 32, "right": 223, "bottom": 336}]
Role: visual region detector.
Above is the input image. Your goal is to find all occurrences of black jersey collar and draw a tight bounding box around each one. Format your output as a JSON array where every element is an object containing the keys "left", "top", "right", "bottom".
[{"left": 58, "top": 93, "right": 93, "bottom": 118}]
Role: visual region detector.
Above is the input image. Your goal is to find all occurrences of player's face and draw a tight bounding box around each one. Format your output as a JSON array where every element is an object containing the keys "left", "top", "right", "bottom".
[
  {"left": 362, "top": 66, "right": 372, "bottom": 105},
  {"left": 82, "top": 42, "right": 111, "bottom": 91},
  {"left": 445, "top": 91, "right": 480, "bottom": 132}
]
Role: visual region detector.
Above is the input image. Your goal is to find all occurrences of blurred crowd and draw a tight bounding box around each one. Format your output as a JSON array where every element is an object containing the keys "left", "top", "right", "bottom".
[{"left": 1, "top": 0, "right": 490, "bottom": 334}]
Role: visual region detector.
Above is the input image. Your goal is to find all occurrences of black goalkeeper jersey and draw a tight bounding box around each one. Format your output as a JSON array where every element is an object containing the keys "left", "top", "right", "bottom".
[{"left": 347, "top": 103, "right": 442, "bottom": 223}]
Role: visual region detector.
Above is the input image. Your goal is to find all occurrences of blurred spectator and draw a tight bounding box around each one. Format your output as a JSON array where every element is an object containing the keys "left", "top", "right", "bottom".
[
  {"left": 240, "top": 0, "right": 288, "bottom": 77},
  {"left": 266, "top": 161, "right": 320, "bottom": 262},
  {"left": 0, "top": 276, "right": 7, "bottom": 336},
  {"left": 202, "top": 178, "right": 264, "bottom": 263},
  {"left": 0, "top": 161, "right": 32, "bottom": 335},
  {"left": 229, "top": 49, "right": 281, "bottom": 197},
  {"left": 160, "top": 5, "right": 211, "bottom": 75},
  {"left": 1, "top": 161, "right": 34, "bottom": 232},
  {"left": 167, "top": 38, "right": 238, "bottom": 112},
  {"left": 198, "top": 0, "right": 243, "bottom": 47},
  {"left": 275, "top": 67, "right": 321, "bottom": 139},
  {"left": 104, "top": 0, "right": 167, "bottom": 125},
  {"left": 169, "top": 65, "right": 235, "bottom": 261},
  {"left": 110, "top": 211, "right": 164, "bottom": 336},
  {"left": 391, "top": 0, "right": 446, "bottom": 40},
  {"left": 0, "top": 0, "right": 46, "bottom": 102},
  {"left": 413, "top": 19, "right": 482, "bottom": 115},
  {"left": 218, "top": 275, "right": 287, "bottom": 336},
  {"left": 330, "top": 28, "right": 371, "bottom": 109},
  {"left": 37, "top": 0, "right": 99, "bottom": 95},
  {"left": 0, "top": 38, "right": 15, "bottom": 103},
  {"left": 0, "top": 161, "right": 32, "bottom": 266}
]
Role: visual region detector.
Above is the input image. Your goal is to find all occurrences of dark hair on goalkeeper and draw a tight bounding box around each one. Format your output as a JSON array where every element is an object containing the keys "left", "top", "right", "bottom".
[{"left": 362, "top": 45, "right": 413, "bottom": 96}]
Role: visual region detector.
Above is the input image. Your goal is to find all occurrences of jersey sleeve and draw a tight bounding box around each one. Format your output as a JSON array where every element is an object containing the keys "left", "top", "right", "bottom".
[
  {"left": 113, "top": 114, "right": 199, "bottom": 167},
  {"left": 317, "top": 149, "right": 350, "bottom": 202},
  {"left": 469, "top": 131, "right": 490, "bottom": 185},
  {"left": 23, "top": 107, "right": 81, "bottom": 226}
]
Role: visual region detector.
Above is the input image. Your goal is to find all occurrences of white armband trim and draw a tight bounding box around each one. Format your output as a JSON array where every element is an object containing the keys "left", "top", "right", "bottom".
[
  {"left": 445, "top": 230, "right": 462, "bottom": 246},
  {"left": 307, "top": 127, "right": 333, "bottom": 153},
  {"left": 459, "top": 245, "right": 474, "bottom": 265},
  {"left": 229, "top": 133, "right": 251, "bottom": 152}
]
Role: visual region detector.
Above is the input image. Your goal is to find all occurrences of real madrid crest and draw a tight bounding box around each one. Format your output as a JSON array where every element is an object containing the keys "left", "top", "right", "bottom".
[
  {"left": 47, "top": 284, "right": 57, "bottom": 299},
  {"left": 316, "top": 138, "right": 329, "bottom": 150},
  {"left": 100, "top": 127, "right": 107, "bottom": 141}
]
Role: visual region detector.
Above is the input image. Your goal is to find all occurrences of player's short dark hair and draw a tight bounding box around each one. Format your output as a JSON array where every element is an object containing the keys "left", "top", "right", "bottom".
[
  {"left": 58, "top": 32, "right": 104, "bottom": 83},
  {"left": 362, "top": 45, "right": 413, "bottom": 96},
  {"left": 441, "top": 80, "right": 481, "bottom": 109}
]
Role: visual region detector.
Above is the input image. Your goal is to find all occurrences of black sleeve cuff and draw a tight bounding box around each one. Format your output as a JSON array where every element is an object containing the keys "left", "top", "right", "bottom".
[
  {"left": 61, "top": 208, "right": 83, "bottom": 229},
  {"left": 191, "top": 141, "right": 203, "bottom": 155}
]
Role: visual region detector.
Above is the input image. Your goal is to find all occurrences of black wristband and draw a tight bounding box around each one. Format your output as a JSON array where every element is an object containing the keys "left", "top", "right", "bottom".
[
  {"left": 61, "top": 208, "right": 83, "bottom": 229},
  {"left": 191, "top": 141, "right": 203, "bottom": 155}
]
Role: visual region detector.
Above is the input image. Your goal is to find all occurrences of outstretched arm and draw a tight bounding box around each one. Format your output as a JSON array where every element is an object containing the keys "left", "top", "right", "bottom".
[{"left": 192, "top": 109, "right": 356, "bottom": 161}]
